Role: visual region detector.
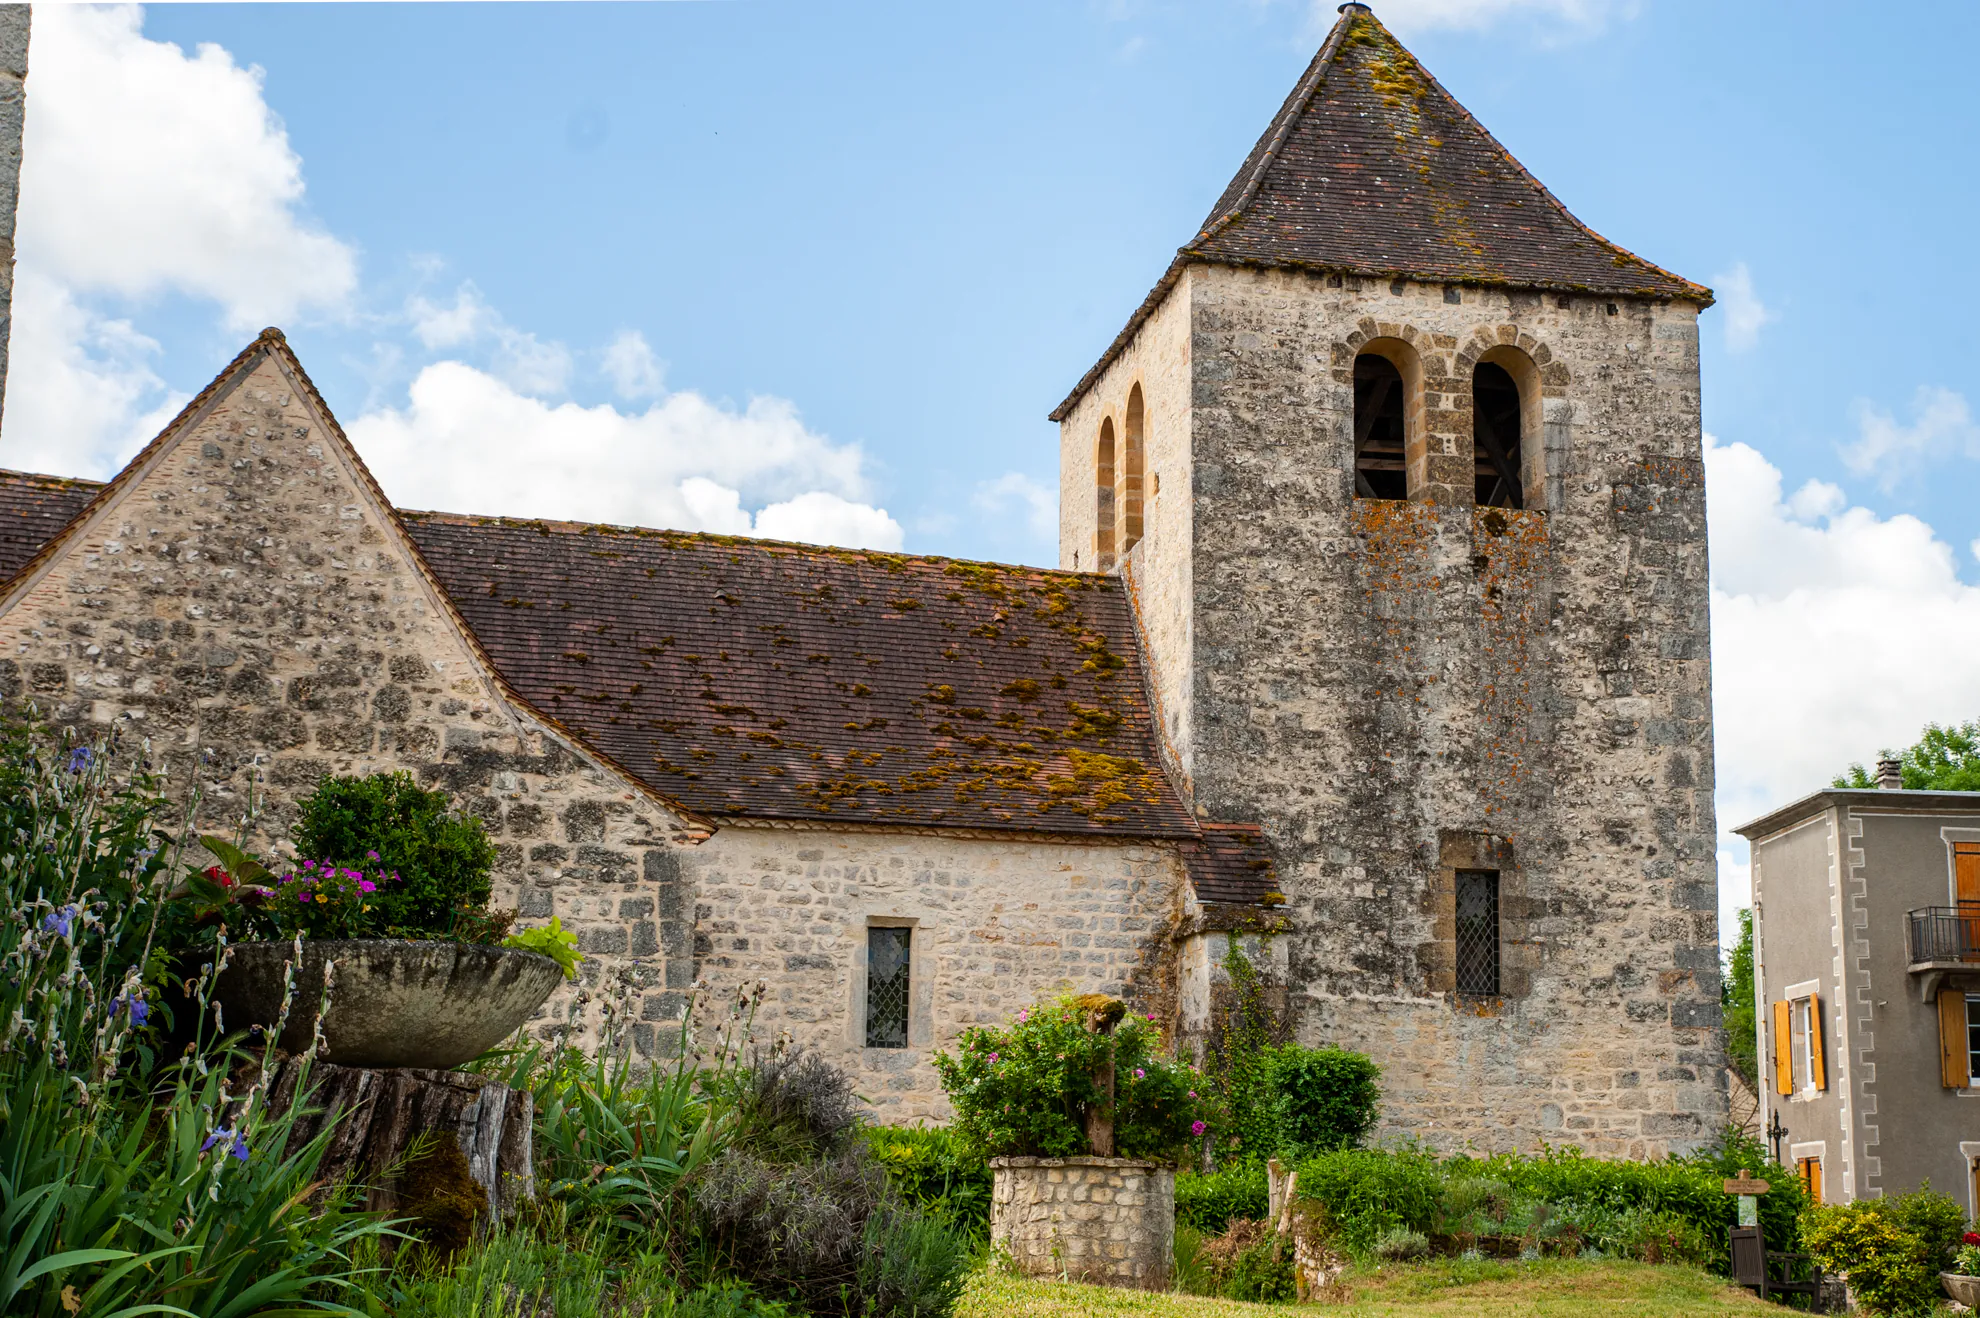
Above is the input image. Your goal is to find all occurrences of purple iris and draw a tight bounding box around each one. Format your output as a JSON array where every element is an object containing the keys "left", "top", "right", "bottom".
[
  {"left": 113, "top": 988, "right": 151, "bottom": 1026},
  {"left": 201, "top": 1128, "right": 250, "bottom": 1162},
  {"left": 67, "top": 747, "right": 93, "bottom": 774},
  {"left": 41, "top": 905, "right": 75, "bottom": 937}
]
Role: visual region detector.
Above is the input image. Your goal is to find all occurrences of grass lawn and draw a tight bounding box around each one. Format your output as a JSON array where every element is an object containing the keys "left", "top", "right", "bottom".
[{"left": 956, "top": 1257, "right": 1778, "bottom": 1317}]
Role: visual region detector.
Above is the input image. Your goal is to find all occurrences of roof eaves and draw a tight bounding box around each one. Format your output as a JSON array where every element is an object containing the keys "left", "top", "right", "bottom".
[{"left": 1735, "top": 788, "right": 1980, "bottom": 841}]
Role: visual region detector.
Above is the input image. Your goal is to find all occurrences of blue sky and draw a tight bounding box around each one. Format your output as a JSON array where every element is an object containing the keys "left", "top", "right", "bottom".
[{"left": 12, "top": 0, "right": 1980, "bottom": 937}]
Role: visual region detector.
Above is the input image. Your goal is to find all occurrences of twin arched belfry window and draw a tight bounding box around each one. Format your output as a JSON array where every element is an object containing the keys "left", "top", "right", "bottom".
[
  {"left": 1353, "top": 340, "right": 1543, "bottom": 511},
  {"left": 1093, "top": 384, "right": 1147, "bottom": 570}
]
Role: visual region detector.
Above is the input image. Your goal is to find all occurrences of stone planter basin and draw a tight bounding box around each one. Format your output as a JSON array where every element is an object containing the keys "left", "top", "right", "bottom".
[
  {"left": 215, "top": 940, "right": 561, "bottom": 1069},
  {"left": 990, "top": 1156, "right": 1174, "bottom": 1290},
  {"left": 1945, "top": 1273, "right": 1980, "bottom": 1307}
]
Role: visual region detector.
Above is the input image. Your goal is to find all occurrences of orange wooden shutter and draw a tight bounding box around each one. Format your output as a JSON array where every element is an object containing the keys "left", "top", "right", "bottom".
[
  {"left": 1806, "top": 1158, "right": 1823, "bottom": 1204},
  {"left": 1958, "top": 844, "right": 1980, "bottom": 904},
  {"left": 1808, "top": 998, "right": 1827, "bottom": 1092},
  {"left": 1773, "top": 1000, "right": 1793, "bottom": 1095},
  {"left": 1942, "top": 987, "right": 1970, "bottom": 1088}
]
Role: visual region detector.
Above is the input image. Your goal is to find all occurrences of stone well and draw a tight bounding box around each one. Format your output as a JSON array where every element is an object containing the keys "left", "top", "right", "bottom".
[{"left": 989, "top": 1156, "right": 1174, "bottom": 1289}]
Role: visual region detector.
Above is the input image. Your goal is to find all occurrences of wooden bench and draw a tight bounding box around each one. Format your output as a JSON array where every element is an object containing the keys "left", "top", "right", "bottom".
[{"left": 1730, "top": 1225, "right": 1830, "bottom": 1311}]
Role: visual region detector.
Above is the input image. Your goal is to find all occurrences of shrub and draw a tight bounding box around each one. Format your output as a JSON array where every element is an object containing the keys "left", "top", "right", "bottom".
[
  {"left": 692, "top": 1145, "right": 889, "bottom": 1310},
  {"left": 1267, "top": 1044, "right": 1382, "bottom": 1154},
  {"left": 734, "top": 1045, "right": 865, "bottom": 1161},
  {"left": 288, "top": 771, "right": 500, "bottom": 941},
  {"left": 866, "top": 1125, "right": 992, "bottom": 1240},
  {"left": 1187, "top": 1219, "right": 1297, "bottom": 1303},
  {"left": 1883, "top": 1184, "right": 1968, "bottom": 1272},
  {"left": 1176, "top": 1162, "right": 1270, "bottom": 1234},
  {"left": 1372, "top": 1226, "right": 1431, "bottom": 1261},
  {"left": 1292, "top": 1147, "right": 1447, "bottom": 1251},
  {"left": 1802, "top": 1200, "right": 1939, "bottom": 1316},
  {"left": 932, "top": 995, "right": 1207, "bottom": 1162},
  {"left": 856, "top": 1206, "right": 973, "bottom": 1318}
]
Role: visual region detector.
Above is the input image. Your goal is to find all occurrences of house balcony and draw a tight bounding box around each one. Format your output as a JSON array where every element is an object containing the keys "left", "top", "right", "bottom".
[{"left": 1907, "top": 906, "right": 1980, "bottom": 1001}]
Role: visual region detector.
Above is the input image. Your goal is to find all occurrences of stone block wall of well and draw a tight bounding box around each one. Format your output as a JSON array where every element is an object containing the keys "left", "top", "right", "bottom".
[
  {"left": 0, "top": 353, "right": 705, "bottom": 1054},
  {"left": 1166, "top": 264, "right": 1723, "bottom": 1155},
  {"left": 990, "top": 1157, "right": 1174, "bottom": 1290},
  {"left": 684, "top": 826, "right": 1186, "bottom": 1122}
]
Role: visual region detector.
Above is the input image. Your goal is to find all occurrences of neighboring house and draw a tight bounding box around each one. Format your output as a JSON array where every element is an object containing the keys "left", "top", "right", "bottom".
[
  {"left": 1737, "top": 764, "right": 1980, "bottom": 1207},
  {"left": 0, "top": 3, "right": 1725, "bottom": 1148}
]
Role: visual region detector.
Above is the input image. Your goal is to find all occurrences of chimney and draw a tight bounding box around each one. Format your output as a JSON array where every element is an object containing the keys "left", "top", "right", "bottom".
[{"left": 1875, "top": 756, "right": 1904, "bottom": 791}]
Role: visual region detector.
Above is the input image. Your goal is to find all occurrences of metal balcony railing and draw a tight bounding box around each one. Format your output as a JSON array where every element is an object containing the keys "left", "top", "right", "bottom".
[{"left": 1908, "top": 906, "right": 1980, "bottom": 965}]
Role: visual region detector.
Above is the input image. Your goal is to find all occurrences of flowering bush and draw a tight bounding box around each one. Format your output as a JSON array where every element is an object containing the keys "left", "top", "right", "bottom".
[{"left": 931, "top": 995, "right": 1208, "bottom": 1163}]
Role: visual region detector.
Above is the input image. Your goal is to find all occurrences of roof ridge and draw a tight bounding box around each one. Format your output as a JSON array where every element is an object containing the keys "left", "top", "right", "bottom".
[{"left": 399, "top": 507, "right": 1113, "bottom": 584}]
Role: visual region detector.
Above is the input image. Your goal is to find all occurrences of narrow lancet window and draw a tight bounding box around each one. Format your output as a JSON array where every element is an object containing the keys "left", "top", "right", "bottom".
[
  {"left": 1454, "top": 869, "right": 1500, "bottom": 997},
  {"left": 1472, "top": 362, "right": 1524, "bottom": 509},
  {"left": 1122, "top": 386, "right": 1146, "bottom": 555},
  {"left": 1096, "top": 417, "right": 1117, "bottom": 570},
  {"left": 1353, "top": 354, "right": 1407, "bottom": 500},
  {"left": 866, "top": 926, "right": 910, "bottom": 1048}
]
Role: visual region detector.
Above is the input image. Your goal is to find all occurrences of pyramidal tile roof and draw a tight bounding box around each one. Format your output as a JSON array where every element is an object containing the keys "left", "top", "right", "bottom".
[{"left": 1052, "top": 3, "right": 1710, "bottom": 420}]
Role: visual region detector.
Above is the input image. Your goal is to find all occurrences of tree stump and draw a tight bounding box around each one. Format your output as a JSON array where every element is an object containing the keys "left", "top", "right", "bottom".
[{"left": 265, "top": 1058, "right": 535, "bottom": 1223}]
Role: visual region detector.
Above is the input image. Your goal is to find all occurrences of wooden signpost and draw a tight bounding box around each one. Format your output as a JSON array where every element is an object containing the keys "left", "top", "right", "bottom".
[{"left": 1723, "top": 1168, "right": 1771, "bottom": 1227}]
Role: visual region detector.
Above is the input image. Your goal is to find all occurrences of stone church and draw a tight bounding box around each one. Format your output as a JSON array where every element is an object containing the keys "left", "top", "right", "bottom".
[{"left": 0, "top": 4, "right": 1723, "bottom": 1152}]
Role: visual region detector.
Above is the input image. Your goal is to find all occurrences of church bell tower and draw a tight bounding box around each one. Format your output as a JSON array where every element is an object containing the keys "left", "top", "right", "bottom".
[{"left": 1055, "top": 3, "right": 1723, "bottom": 1155}]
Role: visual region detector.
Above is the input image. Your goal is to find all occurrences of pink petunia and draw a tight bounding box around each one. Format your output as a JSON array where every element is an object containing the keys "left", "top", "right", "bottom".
[{"left": 359, "top": 880, "right": 377, "bottom": 893}]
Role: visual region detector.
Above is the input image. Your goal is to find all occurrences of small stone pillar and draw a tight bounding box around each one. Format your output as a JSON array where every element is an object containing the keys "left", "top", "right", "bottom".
[{"left": 989, "top": 1155, "right": 1174, "bottom": 1289}]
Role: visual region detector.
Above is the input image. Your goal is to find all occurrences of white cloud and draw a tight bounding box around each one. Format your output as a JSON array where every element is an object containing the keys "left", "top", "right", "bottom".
[
  {"left": 1839, "top": 386, "right": 1980, "bottom": 490},
  {"left": 1708, "top": 433, "right": 1980, "bottom": 927},
  {"left": 347, "top": 360, "right": 902, "bottom": 550},
  {"left": 973, "top": 472, "right": 1058, "bottom": 543},
  {"left": 0, "top": 270, "right": 186, "bottom": 477},
  {"left": 1713, "top": 262, "right": 1773, "bottom": 353},
  {"left": 404, "top": 282, "right": 571, "bottom": 395},
  {"left": 13, "top": 4, "right": 355, "bottom": 330},
  {"left": 601, "top": 330, "right": 666, "bottom": 401}
]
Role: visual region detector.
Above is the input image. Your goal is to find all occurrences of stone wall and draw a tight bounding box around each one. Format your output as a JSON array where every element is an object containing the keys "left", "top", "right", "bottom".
[
  {"left": 990, "top": 1156, "right": 1174, "bottom": 1289},
  {"left": 685, "top": 824, "right": 1186, "bottom": 1121},
  {"left": 1064, "top": 264, "right": 1723, "bottom": 1157},
  {"left": 1057, "top": 272, "right": 1197, "bottom": 798},
  {"left": 0, "top": 6, "right": 24, "bottom": 430},
  {"left": 0, "top": 346, "right": 705, "bottom": 1052}
]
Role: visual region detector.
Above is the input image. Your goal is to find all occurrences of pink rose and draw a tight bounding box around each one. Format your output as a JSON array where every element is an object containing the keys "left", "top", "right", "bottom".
[
  {"left": 1191, "top": 1120, "right": 1206, "bottom": 1136},
  {"left": 1133, "top": 1068, "right": 1145, "bottom": 1079},
  {"left": 988, "top": 1053, "right": 999, "bottom": 1063},
  {"left": 1187, "top": 1091, "right": 1197, "bottom": 1099}
]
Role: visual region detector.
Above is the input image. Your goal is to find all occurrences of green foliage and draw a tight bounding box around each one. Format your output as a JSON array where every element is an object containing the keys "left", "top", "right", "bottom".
[
  {"left": 1288, "top": 1136, "right": 1808, "bottom": 1273},
  {"left": 865, "top": 1126, "right": 991, "bottom": 1241},
  {"left": 1173, "top": 1220, "right": 1295, "bottom": 1303},
  {"left": 1881, "top": 1184, "right": 1968, "bottom": 1272},
  {"left": 504, "top": 916, "right": 583, "bottom": 980},
  {"left": 1204, "top": 934, "right": 1283, "bottom": 1164},
  {"left": 289, "top": 771, "right": 501, "bottom": 941},
  {"left": 0, "top": 727, "right": 399, "bottom": 1317},
  {"left": 1175, "top": 1163, "right": 1270, "bottom": 1235},
  {"left": 855, "top": 1208, "right": 973, "bottom": 1318},
  {"left": 931, "top": 995, "right": 1207, "bottom": 1162},
  {"left": 1802, "top": 1200, "right": 1940, "bottom": 1316},
  {"left": 1722, "top": 909, "right": 1757, "bottom": 1093},
  {"left": 1268, "top": 1044, "right": 1382, "bottom": 1154},
  {"left": 1837, "top": 719, "right": 1980, "bottom": 791}
]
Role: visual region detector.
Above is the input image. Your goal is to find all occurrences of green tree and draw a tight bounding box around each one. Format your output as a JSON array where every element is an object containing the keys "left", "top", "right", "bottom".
[
  {"left": 1722, "top": 908, "right": 1757, "bottom": 1091},
  {"left": 1837, "top": 720, "right": 1980, "bottom": 790}
]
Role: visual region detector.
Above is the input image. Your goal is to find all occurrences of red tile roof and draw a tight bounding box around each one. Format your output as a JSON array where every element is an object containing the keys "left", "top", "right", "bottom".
[
  {"left": 1052, "top": 6, "right": 1710, "bottom": 421},
  {"left": 0, "top": 469, "right": 97, "bottom": 584},
  {"left": 398, "top": 511, "right": 1198, "bottom": 837},
  {"left": 1179, "top": 823, "right": 1283, "bottom": 908}
]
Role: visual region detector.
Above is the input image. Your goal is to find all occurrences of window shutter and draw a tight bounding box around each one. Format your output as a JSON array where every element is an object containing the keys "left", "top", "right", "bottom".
[
  {"left": 1773, "top": 999, "right": 1793, "bottom": 1095},
  {"left": 1941, "top": 987, "right": 1969, "bottom": 1089},
  {"left": 1808, "top": 997, "right": 1827, "bottom": 1092}
]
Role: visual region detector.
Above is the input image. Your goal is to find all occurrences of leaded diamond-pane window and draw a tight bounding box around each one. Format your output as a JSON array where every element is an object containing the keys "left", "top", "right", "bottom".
[
  {"left": 866, "top": 926, "right": 911, "bottom": 1049},
  {"left": 1454, "top": 869, "right": 1500, "bottom": 997}
]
